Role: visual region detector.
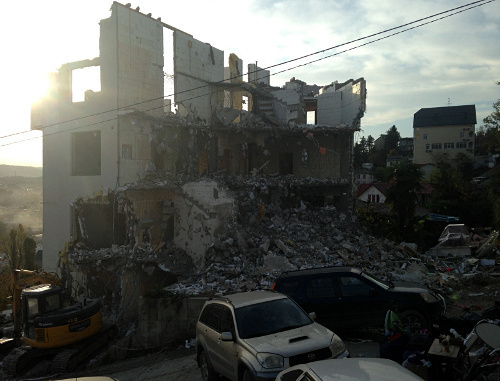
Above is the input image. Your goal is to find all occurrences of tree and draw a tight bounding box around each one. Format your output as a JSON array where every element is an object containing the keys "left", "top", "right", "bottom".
[
  {"left": 384, "top": 125, "right": 401, "bottom": 153},
  {"left": 483, "top": 81, "right": 500, "bottom": 131},
  {"left": 476, "top": 81, "right": 500, "bottom": 156},
  {"left": 366, "top": 135, "right": 375, "bottom": 154},
  {"left": 453, "top": 152, "right": 474, "bottom": 182},
  {"left": 353, "top": 135, "right": 376, "bottom": 168},
  {"left": 23, "top": 237, "right": 37, "bottom": 270},
  {"left": 488, "top": 165, "right": 500, "bottom": 229},
  {"left": 385, "top": 161, "right": 423, "bottom": 241},
  {"left": 1, "top": 224, "right": 37, "bottom": 271},
  {"left": 429, "top": 158, "right": 466, "bottom": 217}
]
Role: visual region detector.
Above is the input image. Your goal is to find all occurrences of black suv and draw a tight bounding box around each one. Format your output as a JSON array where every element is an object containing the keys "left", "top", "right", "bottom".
[{"left": 272, "top": 266, "right": 446, "bottom": 331}]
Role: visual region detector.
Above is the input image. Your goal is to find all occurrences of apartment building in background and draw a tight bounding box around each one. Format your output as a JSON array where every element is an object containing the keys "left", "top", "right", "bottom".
[{"left": 413, "top": 105, "right": 476, "bottom": 164}]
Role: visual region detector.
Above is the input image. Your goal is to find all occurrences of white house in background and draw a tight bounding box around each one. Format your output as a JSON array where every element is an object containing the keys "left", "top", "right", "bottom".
[
  {"left": 357, "top": 183, "right": 389, "bottom": 204},
  {"left": 354, "top": 168, "right": 375, "bottom": 185}
]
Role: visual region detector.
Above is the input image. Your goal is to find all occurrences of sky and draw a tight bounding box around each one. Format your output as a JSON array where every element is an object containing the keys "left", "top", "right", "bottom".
[{"left": 0, "top": 0, "right": 499, "bottom": 167}]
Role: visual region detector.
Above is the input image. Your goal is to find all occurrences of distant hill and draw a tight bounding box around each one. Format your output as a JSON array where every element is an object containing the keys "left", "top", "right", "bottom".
[{"left": 0, "top": 165, "right": 42, "bottom": 177}]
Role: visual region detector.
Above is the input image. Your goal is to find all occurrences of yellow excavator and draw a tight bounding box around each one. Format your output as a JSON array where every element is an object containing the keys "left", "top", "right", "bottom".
[{"left": 1, "top": 269, "right": 113, "bottom": 377}]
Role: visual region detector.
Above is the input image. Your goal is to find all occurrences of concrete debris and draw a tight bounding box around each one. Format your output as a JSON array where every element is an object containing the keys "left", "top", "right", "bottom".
[
  {"left": 65, "top": 173, "right": 499, "bottom": 331},
  {"left": 161, "top": 182, "right": 499, "bottom": 300}
]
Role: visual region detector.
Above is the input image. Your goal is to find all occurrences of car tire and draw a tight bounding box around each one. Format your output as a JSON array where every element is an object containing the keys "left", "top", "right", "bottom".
[
  {"left": 199, "top": 350, "right": 217, "bottom": 381},
  {"left": 400, "top": 309, "right": 427, "bottom": 331},
  {"left": 242, "top": 368, "right": 256, "bottom": 381}
]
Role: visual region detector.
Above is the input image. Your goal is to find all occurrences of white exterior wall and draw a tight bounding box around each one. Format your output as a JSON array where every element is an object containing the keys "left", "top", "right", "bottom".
[
  {"left": 38, "top": 4, "right": 164, "bottom": 272},
  {"left": 248, "top": 64, "right": 270, "bottom": 86},
  {"left": 317, "top": 80, "right": 366, "bottom": 126},
  {"left": 174, "top": 31, "right": 224, "bottom": 123},
  {"left": 42, "top": 100, "right": 120, "bottom": 273},
  {"left": 317, "top": 92, "right": 342, "bottom": 125},
  {"left": 271, "top": 89, "right": 301, "bottom": 107}
]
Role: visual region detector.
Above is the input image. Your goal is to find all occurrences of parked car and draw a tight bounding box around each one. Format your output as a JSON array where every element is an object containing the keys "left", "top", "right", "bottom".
[
  {"left": 195, "top": 290, "right": 349, "bottom": 381},
  {"left": 276, "top": 358, "right": 424, "bottom": 381},
  {"left": 271, "top": 266, "right": 446, "bottom": 331}
]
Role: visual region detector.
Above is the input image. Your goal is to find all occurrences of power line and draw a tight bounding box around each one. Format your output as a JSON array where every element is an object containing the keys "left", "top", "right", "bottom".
[{"left": 0, "top": 0, "right": 494, "bottom": 147}]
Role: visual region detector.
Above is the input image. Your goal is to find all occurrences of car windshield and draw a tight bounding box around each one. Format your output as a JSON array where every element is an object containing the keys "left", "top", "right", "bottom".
[
  {"left": 361, "top": 271, "right": 392, "bottom": 290},
  {"left": 235, "top": 298, "right": 312, "bottom": 339}
]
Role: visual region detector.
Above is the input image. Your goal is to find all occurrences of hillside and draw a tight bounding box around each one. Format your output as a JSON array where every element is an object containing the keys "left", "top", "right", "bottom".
[{"left": 0, "top": 165, "right": 42, "bottom": 178}]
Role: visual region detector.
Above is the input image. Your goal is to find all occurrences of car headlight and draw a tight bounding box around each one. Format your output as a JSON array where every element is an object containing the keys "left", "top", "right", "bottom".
[
  {"left": 256, "top": 353, "right": 284, "bottom": 369},
  {"left": 420, "top": 292, "right": 439, "bottom": 303},
  {"left": 330, "top": 334, "right": 347, "bottom": 358}
]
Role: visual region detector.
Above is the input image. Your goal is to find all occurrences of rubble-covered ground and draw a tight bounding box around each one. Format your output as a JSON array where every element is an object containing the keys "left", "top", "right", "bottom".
[
  {"left": 67, "top": 175, "right": 500, "bottom": 325},
  {"left": 8, "top": 176, "right": 498, "bottom": 381},
  {"left": 164, "top": 179, "right": 500, "bottom": 314}
]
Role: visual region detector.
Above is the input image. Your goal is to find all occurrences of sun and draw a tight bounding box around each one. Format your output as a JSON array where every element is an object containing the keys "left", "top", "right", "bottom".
[{"left": 27, "top": 73, "right": 50, "bottom": 105}]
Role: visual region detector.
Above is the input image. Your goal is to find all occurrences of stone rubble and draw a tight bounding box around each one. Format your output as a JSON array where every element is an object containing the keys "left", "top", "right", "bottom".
[{"left": 66, "top": 174, "right": 500, "bottom": 321}]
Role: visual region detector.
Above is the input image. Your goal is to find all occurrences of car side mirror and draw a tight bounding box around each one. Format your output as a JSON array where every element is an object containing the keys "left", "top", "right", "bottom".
[
  {"left": 309, "top": 312, "right": 317, "bottom": 320},
  {"left": 221, "top": 332, "right": 234, "bottom": 342}
]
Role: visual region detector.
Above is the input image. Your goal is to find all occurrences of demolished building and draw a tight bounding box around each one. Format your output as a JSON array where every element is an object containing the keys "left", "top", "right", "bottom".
[
  {"left": 30, "top": 2, "right": 366, "bottom": 330},
  {"left": 31, "top": 1, "right": 366, "bottom": 273}
]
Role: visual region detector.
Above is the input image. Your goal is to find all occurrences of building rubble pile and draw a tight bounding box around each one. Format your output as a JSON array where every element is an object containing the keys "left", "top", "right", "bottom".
[
  {"left": 164, "top": 176, "right": 500, "bottom": 303},
  {"left": 66, "top": 174, "right": 500, "bottom": 316}
]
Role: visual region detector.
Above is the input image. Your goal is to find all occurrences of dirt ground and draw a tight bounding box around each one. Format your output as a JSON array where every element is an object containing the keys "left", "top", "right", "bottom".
[
  {"left": 66, "top": 338, "right": 382, "bottom": 381},
  {"left": 66, "top": 289, "right": 500, "bottom": 381},
  {"left": 59, "top": 347, "right": 202, "bottom": 381}
]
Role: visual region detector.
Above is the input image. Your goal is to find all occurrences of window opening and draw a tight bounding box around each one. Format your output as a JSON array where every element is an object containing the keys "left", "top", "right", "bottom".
[
  {"left": 72, "top": 131, "right": 101, "bottom": 176},
  {"left": 307, "top": 111, "right": 316, "bottom": 124},
  {"left": 72, "top": 66, "right": 100, "bottom": 103}
]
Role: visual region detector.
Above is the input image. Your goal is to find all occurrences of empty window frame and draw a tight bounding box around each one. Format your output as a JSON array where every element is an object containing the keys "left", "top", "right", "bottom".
[
  {"left": 423, "top": 134, "right": 428, "bottom": 140},
  {"left": 72, "top": 131, "right": 101, "bottom": 176},
  {"left": 72, "top": 66, "right": 101, "bottom": 103}
]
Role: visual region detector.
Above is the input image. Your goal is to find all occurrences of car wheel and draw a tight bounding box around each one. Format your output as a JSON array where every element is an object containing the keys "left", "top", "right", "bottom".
[
  {"left": 199, "top": 351, "right": 217, "bottom": 381},
  {"left": 242, "top": 368, "right": 256, "bottom": 381},
  {"left": 400, "top": 309, "right": 427, "bottom": 332}
]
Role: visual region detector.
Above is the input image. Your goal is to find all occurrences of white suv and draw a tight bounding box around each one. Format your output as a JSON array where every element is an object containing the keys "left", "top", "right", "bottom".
[{"left": 196, "top": 291, "right": 348, "bottom": 381}]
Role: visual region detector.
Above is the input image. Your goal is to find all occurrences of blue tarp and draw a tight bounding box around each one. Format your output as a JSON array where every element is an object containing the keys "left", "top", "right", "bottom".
[{"left": 427, "top": 213, "right": 460, "bottom": 222}]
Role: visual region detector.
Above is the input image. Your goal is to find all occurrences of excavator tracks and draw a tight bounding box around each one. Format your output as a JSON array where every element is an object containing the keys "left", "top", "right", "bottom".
[
  {"left": 51, "top": 325, "right": 117, "bottom": 373},
  {"left": 2, "top": 325, "right": 116, "bottom": 378},
  {"left": 2, "top": 346, "right": 58, "bottom": 377}
]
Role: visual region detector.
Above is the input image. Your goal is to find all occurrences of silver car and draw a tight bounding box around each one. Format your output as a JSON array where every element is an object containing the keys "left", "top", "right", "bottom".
[
  {"left": 276, "top": 358, "right": 424, "bottom": 381},
  {"left": 196, "top": 291, "right": 348, "bottom": 381}
]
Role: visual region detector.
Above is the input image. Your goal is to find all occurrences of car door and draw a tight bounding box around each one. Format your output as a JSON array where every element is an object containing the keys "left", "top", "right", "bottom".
[
  {"left": 200, "top": 304, "right": 224, "bottom": 372},
  {"left": 217, "top": 305, "right": 238, "bottom": 380},
  {"left": 200, "top": 303, "right": 238, "bottom": 379},
  {"left": 300, "top": 275, "right": 343, "bottom": 329},
  {"left": 334, "top": 274, "right": 390, "bottom": 326}
]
